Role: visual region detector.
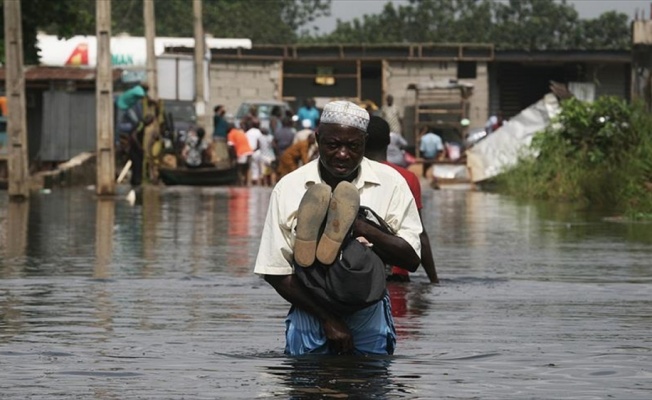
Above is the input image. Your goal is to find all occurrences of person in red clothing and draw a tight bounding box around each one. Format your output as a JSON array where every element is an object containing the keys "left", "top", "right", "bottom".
[{"left": 365, "top": 115, "right": 439, "bottom": 284}]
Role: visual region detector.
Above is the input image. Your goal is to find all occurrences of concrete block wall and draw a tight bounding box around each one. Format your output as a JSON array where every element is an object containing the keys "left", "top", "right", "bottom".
[
  {"left": 209, "top": 60, "right": 282, "bottom": 117},
  {"left": 385, "top": 60, "right": 488, "bottom": 143},
  {"left": 462, "top": 61, "right": 489, "bottom": 128}
]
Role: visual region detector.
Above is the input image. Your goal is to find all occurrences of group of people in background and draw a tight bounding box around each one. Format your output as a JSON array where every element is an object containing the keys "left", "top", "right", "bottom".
[
  {"left": 207, "top": 94, "right": 454, "bottom": 186},
  {"left": 212, "top": 98, "right": 321, "bottom": 187},
  {"left": 116, "top": 87, "right": 461, "bottom": 193}
]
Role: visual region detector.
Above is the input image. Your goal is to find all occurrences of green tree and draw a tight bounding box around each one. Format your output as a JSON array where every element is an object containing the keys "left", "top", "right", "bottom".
[
  {"left": 491, "top": 0, "right": 581, "bottom": 50},
  {"left": 78, "top": 0, "right": 331, "bottom": 43},
  {"left": 1, "top": 0, "right": 331, "bottom": 65},
  {"left": 310, "top": 0, "right": 630, "bottom": 50},
  {"left": 576, "top": 11, "right": 631, "bottom": 50},
  {"left": 0, "top": 0, "right": 94, "bottom": 64}
]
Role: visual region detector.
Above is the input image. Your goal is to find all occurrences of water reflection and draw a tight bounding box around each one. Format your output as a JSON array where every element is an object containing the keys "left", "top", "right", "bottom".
[
  {"left": 4, "top": 198, "right": 29, "bottom": 264},
  {"left": 94, "top": 199, "right": 114, "bottom": 279},
  {"left": 227, "top": 187, "right": 252, "bottom": 274},
  {"left": 93, "top": 198, "right": 116, "bottom": 340},
  {"left": 142, "top": 185, "right": 160, "bottom": 277},
  {"left": 387, "top": 282, "right": 432, "bottom": 340},
  {"left": 264, "top": 356, "right": 399, "bottom": 399},
  {"left": 1, "top": 187, "right": 652, "bottom": 398}
]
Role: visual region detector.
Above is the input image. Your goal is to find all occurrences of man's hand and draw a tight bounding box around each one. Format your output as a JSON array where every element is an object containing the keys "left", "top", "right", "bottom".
[
  {"left": 322, "top": 317, "right": 354, "bottom": 354},
  {"left": 352, "top": 215, "right": 420, "bottom": 271},
  {"left": 265, "top": 274, "right": 355, "bottom": 354}
]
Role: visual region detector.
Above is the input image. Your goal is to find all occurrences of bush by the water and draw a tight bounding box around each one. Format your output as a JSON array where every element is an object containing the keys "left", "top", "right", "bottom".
[{"left": 495, "top": 96, "right": 652, "bottom": 218}]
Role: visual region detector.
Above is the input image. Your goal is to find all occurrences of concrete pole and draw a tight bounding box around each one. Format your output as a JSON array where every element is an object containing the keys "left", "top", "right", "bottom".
[
  {"left": 193, "top": 0, "right": 208, "bottom": 129},
  {"left": 144, "top": 0, "right": 158, "bottom": 100},
  {"left": 3, "top": 0, "right": 30, "bottom": 199},
  {"left": 96, "top": 0, "right": 115, "bottom": 195}
]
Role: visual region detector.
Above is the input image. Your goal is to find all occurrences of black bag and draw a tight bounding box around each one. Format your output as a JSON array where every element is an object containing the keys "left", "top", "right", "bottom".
[{"left": 294, "top": 206, "right": 394, "bottom": 316}]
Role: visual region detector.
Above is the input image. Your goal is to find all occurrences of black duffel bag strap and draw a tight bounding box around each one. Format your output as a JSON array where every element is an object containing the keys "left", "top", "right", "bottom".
[{"left": 357, "top": 205, "right": 395, "bottom": 235}]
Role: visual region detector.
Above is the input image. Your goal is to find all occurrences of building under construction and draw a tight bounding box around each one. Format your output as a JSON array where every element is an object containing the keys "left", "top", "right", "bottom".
[{"left": 168, "top": 42, "right": 632, "bottom": 148}]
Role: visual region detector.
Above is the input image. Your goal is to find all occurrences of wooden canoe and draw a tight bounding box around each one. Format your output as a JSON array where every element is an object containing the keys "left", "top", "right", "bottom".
[{"left": 159, "top": 165, "right": 238, "bottom": 186}]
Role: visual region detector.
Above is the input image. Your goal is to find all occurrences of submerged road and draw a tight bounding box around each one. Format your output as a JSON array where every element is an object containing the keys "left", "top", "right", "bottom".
[{"left": 1, "top": 185, "right": 651, "bottom": 399}]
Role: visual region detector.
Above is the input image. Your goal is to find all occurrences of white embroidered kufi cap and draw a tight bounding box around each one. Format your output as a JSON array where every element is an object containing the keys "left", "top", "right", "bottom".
[{"left": 320, "top": 100, "right": 369, "bottom": 132}]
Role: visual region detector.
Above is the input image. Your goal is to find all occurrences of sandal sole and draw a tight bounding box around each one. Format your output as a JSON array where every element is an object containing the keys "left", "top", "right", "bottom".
[
  {"left": 316, "top": 181, "right": 360, "bottom": 265},
  {"left": 294, "top": 183, "right": 332, "bottom": 267}
]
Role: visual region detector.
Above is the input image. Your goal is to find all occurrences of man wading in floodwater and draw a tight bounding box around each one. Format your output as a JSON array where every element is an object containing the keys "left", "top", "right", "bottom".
[{"left": 254, "top": 100, "right": 423, "bottom": 356}]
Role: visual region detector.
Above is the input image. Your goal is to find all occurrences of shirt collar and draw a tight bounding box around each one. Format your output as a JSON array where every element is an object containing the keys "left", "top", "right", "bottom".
[{"left": 302, "top": 157, "right": 382, "bottom": 190}]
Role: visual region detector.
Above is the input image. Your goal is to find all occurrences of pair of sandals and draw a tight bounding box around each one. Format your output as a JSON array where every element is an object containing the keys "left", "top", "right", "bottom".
[{"left": 294, "top": 181, "right": 360, "bottom": 267}]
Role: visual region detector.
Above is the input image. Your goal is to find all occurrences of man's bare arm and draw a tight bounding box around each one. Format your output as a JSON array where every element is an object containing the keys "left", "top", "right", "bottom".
[
  {"left": 352, "top": 218, "right": 420, "bottom": 272},
  {"left": 419, "top": 229, "right": 439, "bottom": 283}
]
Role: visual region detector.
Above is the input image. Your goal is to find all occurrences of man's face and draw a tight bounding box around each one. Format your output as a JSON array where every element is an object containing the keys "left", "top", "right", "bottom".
[{"left": 317, "top": 124, "right": 366, "bottom": 178}]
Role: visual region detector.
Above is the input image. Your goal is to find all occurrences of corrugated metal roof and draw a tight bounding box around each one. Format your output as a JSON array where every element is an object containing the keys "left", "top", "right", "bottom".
[
  {"left": 495, "top": 50, "right": 631, "bottom": 63},
  {"left": 0, "top": 66, "right": 123, "bottom": 81},
  {"left": 170, "top": 42, "right": 495, "bottom": 61}
]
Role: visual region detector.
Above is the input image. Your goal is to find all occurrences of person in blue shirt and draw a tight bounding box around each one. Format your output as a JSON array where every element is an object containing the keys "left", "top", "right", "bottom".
[
  {"left": 296, "top": 98, "right": 320, "bottom": 129},
  {"left": 117, "top": 83, "right": 149, "bottom": 119},
  {"left": 116, "top": 83, "right": 151, "bottom": 139},
  {"left": 419, "top": 128, "right": 444, "bottom": 178},
  {"left": 213, "top": 105, "right": 228, "bottom": 139}
]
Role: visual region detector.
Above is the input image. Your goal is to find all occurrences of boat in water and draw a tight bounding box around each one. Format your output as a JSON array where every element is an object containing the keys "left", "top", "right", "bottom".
[
  {"left": 158, "top": 138, "right": 238, "bottom": 186},
  {"left": 159, "top": 164, "right": 238, "bottom": 186}
]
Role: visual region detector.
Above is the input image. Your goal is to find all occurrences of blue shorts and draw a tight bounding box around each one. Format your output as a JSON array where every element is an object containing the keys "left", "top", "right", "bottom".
[{"left": 284, "top": 292, "right": 396, "bottom": 356}]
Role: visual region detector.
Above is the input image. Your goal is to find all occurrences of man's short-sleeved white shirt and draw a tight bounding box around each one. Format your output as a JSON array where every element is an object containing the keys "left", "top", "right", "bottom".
[{"left": 254, "top": 157, "right": 422, "bottom": 276}]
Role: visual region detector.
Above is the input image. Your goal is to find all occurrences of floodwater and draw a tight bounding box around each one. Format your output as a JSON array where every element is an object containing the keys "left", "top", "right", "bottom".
[{"left": 1, "top": 185, "right": 651, "bottom": 399}]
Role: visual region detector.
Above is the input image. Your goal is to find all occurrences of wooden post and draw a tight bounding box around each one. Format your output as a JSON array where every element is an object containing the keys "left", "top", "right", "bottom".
[
  {"left": 3, "top": 0, "right": 30, "bottom": 199},
  {"left": 381, "top": 60, "right": 388, "bottom": 109},
  {"left": 193, "top": 0, "right": 208, "bottom": 129},
  {"left": 96, "top": 0, "right": 115, "bottom": 195},
  {"left": 144, "top": 0, "right": 158, "bottom": 100},
  {"left": 277, "top": 60, "right": 283, "bottom": 100},
  {"left": 356, "top": 60, "right": 362, "bottom": 101}
]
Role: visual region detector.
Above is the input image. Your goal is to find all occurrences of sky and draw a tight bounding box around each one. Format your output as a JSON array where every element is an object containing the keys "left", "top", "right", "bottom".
[{"left": 309, "top": 0, "right": 650, "bottom": 34}]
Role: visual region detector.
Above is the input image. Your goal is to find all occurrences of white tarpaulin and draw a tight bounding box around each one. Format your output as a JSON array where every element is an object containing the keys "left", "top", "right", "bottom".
[{"left": 466, "top": 93, "right": 561, "bottom": 183}]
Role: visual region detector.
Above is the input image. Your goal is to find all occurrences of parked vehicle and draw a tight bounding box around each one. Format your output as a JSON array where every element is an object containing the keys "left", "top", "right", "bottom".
[
  {"left": 163, "top": 100, "right": 197, "bottom": 140},
  {"left": 230, "top": 100, "right": 293, "bottom": 131}
]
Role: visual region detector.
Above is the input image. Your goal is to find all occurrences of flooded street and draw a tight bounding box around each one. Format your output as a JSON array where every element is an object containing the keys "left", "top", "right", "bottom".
[{"left": 1, "top": 185, "right": 651, "bottom": 399}]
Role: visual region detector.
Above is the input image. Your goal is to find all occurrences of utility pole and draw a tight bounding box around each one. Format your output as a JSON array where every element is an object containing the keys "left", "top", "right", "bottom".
[
  {"left": 193, "top": 0, "right": 208, "bottom": 129},
  {"left": 4, "top": 0, "right": 30, "bottom": 199},
  {"left": 144, "top": 0, "right": 158, "bottom": 99},
  {"left": 96, "top": 0, "right": 115, "bottom": 195}
]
